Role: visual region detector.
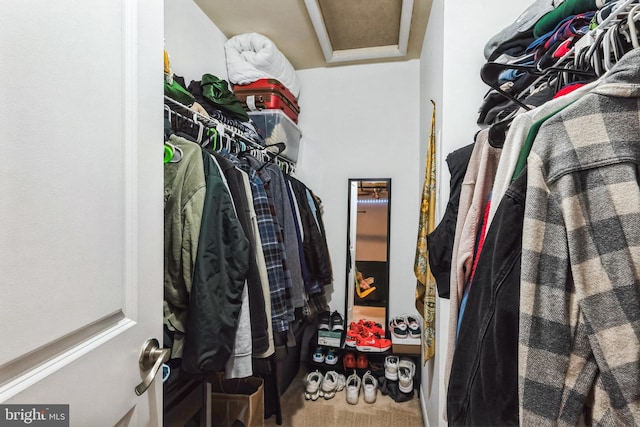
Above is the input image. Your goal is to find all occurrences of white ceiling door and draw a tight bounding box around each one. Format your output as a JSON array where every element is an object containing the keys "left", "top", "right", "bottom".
[{"left": 0, "top": 1, "right": 164, "bottom": 426}]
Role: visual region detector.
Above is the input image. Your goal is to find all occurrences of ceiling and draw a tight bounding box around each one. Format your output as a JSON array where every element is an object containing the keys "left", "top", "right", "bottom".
[{"left": 195, "top": 0, "right": 432, "bottom": 70}]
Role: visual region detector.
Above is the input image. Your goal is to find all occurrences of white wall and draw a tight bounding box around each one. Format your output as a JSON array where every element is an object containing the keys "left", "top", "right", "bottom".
[
  {"left": 164, "top": 0, "right": 228, "bottom": 83},
  {"left": 418, "top": 0, "right": 445, "bottom": 424},
  {"left": 418, "top": 0, "right": 534, "bottom": 425},
  {"left": 295, "top": 61, "right": 422, "bottom": 323}
]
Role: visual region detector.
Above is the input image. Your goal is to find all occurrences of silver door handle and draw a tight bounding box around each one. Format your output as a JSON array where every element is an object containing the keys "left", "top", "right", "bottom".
[{"left": 135, "top": 338, "right": 170, "bottom": 396}]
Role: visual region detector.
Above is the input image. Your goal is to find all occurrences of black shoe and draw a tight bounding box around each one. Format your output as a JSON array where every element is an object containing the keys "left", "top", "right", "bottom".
[
  {"left": 330, "top": 311, "right": 344, "bottom": 332},
  {"left": 318, "top": 311, "right": 331, "bottom": 331}
]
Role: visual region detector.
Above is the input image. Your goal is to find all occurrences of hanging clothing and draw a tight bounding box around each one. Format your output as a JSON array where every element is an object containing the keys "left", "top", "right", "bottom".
[
  {"left": 163, "top": 135, "right": 206, "bottom": 359},
  {"left": 288, "top": 177, "right": 333, "bottom": 289},
  {"left": 231, "top": 155, "right": 292, "bottom": 334},
  {"left": 285, "top": 178, "right": 316, "bottom": 295},
  {"left": 248, "top": 158, "right": 306, "bottom": 309},
  {"left": 182, "top": 151, "right": 250, "bottom": 374},
  {"left": 239, "top": 170, "right": 275, "bottom": 358},
  {"left": 225, "top": 283, "right": 252, "bottom": 379},
  {"left": 485, "top": 81, "right": 596, "bottom": 234},
  {"left": 427, "top": 143, "right": 474, "bottom": 299},
  {"left": 447, "top": 171, "right": 526, "bottom": 427},
  {"left": 443, "top": 129, "right": 502, "bottom": 419},
  {"left": 520, "top": 48, "right": 640, "bottom": 426},
  {"left": 415, "top": 102, "right": 438, "bottom": 362},
  {"left": 212, "top": 151, "right": 270, "bottom": 356}
]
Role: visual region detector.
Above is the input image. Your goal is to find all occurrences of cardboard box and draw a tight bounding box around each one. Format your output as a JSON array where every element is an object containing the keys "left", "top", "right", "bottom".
[
  {"left": 317, "top": 330, "right": 342, "bottom": 348},
  {"left": 391, "top": 335, "right": 421, "bottom": 355}
]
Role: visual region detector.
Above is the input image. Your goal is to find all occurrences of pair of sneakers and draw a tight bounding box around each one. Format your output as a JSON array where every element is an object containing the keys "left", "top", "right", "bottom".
[
  {"left": 345, "top": 370, "right": 378, "bottom": 405},
  {"left": 389, "top": 314, "right": 421, "bottom": 339},
  {"left": 318, "top": 311, "right": 344, "bottom": 332},
  {"left": 384, "top": 356, "right": 415, "bottom": 393},
  {"left": 304, "top": 370, "right": 346, "bottom": 401},
  {"left": 312, "top": 347, "right": 339, "bottom": 365}
]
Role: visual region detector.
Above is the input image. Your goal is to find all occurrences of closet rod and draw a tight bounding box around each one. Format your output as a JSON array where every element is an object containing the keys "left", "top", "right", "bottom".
[
  {"left": 164, "top": 95, "right": 259, "bottom": 147},
  {"left": 164, "top": 95, "right": 296, "bottom": 171}
]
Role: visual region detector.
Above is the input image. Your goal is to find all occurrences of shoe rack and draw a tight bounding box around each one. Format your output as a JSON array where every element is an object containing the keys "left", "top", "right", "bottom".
[{"left": 308, "top": 313, "right": 422, "bottom": 396}]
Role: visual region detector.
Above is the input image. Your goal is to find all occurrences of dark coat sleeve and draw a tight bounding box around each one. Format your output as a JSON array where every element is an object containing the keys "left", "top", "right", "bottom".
[{"left": 182, "top": 153, "right": 249, "bottom": 374}]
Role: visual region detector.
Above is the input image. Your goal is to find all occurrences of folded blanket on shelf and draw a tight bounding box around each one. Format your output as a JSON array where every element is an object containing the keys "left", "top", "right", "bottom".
[{"left": 225, "top": 32, "right": 300, "bottom": 99}]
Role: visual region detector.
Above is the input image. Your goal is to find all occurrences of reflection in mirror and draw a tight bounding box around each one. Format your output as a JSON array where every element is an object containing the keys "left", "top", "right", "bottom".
[{"left": 345, "top": 179, "right": 391, "bottom": 334}]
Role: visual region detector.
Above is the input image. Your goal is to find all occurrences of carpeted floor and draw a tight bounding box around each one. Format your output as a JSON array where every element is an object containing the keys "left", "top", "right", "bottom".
[{"left": 265, "top": 366, "right": 424, "bottom": 427}]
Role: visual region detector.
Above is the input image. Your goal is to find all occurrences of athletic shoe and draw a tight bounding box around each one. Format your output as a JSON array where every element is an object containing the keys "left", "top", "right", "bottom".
[
  {"left": 330, "top": 311, "right": 344, "bottom": 331},
  {"left": 325, "top": 348, "right": 339, "bottom": 365},
  {"left": 398, "top": 358, "right": 416, "bottom": 393},
  {"left": 304, "top": 370, "right": 323, "bottom": 400},
  {"left": 362, "top": 370, "right": 378, "bottom": 403},
  {"left": 356, "top": 334, "right": 392, "bottom": 352},
  {"left": 384, "top": 355, "right": 399, "bottom": 380},
  {"left": 343, "top": 351, "right": 356, "bottom": 369},
  {"left": 312, "top": 347, "right": 325, "bottom": 363},
  {"left": 318, "top": 311, "right": 331, "bottom": 331},
  {"left": 389, "top": 316, "right": 408, "bottom": 338},
  {"left": 345, "top": 334, "right": 358, "bottom": 347},
  {"left": 320, "top": 371, "right": 345, "bottom": 400},
  {"left": 346, "top": 371, "right": 361, "bottom": 405},
  {"left": 356, "top": 353, "right": 368, "bottom": 369},
  {"left": 404, "top": 315, "right": 421, "bottom": 339},
  {"left": 345, "top": 323, "right": 368, "bottom": 347},
  {"left": 358, "top": 319, "right": 385, "bottom": 337}
]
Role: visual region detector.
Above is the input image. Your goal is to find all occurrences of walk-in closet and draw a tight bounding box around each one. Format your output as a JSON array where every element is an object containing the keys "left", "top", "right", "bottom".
[{"left": 3, "top": 0, "right": 640, "bottom": 426}]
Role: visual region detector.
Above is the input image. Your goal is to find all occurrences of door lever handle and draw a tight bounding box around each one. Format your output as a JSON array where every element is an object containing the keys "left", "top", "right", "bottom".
[{"left": 135, "top": 338, "right": 170, "bottom": 396}]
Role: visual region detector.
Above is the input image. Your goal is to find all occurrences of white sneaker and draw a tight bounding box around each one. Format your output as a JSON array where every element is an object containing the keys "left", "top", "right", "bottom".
[
  {"left": 345, "top": 371, "right": 361, "bottom": 405},
  {"left": 398, "top": 359, "right": 416, "bottom": 393},
  {"left": 312, "top": 347, "right": 325, "bottom": 363},
  {"left": 305, "top": 370, "right": 323, "bottom": 401},
  {"left": 362, "top": 370, "right": 378, "bottom": 404},
  {"left": 320, "top": 370, "right": 345, "bottom": 399},
  {"left": 384, "top": 355, "right": 399, "bottom": 381}
]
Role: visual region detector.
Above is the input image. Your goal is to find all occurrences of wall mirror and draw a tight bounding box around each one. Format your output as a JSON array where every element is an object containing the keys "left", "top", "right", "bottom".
[{"left": 345, "top": 178, "right": 391, "bottom": 333}]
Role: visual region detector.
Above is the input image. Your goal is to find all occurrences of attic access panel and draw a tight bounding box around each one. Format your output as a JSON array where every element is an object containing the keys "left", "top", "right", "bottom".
[{"left": 304, "top": 0, "right": 414, "bottom": 63}]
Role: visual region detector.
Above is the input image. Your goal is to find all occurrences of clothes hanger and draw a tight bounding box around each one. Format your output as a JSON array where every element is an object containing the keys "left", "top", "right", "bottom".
[
  {"left": 256, "top": 142, "right": 286, "bottom": 172},
  {"left": 164, "top": 143, "right": 173, "bottom": 163},
  {"left": 628, "top": 3, "right": 640, "bottom": 48},
  {"left": 164, "top": 141, "right": 183, "bottom": 163},
  {"left": 193, "top": 113, "right": 204, "bottom": 144}
]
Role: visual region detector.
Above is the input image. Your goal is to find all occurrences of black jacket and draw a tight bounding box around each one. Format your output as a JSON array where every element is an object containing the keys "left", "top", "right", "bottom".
[
  {"left": 287, "top": 177, "right": 333, "bottom": 290},
  {"left": 211, "top": 151, "right": 269, "bottom": 355},
  {"left": 447, "top": 171, "right": 525, "bottom": 426},
  {"left": 182, "top": 151, "right": 250, "bottom": 374},
  {"left": 427, "top": 143, "right": 474, "bottom": 298}
]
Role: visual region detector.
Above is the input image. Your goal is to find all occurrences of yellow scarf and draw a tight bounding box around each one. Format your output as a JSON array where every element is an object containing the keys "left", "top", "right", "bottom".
[{"left": 414, "top": 101, "right": 437, "bottom": 362}]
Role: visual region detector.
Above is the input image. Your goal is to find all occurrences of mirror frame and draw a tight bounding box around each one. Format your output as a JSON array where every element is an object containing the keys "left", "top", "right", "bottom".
[{"left": 344, "top": 178, "right": 392, "bottom": 336}]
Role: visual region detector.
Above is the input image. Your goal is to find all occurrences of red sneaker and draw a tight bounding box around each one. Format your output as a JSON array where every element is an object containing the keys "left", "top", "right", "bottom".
[
  {"left": 355, "top": 335, "right": 392, "bottom": 352},
  {"left": 346, "top": 323, "right": 370, "bottom": 347},
  {"left": 356, "top": 353, "right": 368, "bottom": 369},
  {"left": 345, "top": 333, "right": 358, "bottom": 348},
  {"left": 343, "top": 351, "right": 356, "bottom": 369},
  {"left": 358, "top": 319, "right": 385, "bottom": 337}
]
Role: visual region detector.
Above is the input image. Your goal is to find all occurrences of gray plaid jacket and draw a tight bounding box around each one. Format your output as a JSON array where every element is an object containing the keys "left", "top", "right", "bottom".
[{"left": 521, "top": 48, "right": 640, "bottom": 426}]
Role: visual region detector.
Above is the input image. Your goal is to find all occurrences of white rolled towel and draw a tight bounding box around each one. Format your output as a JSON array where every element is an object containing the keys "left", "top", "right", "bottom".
[{"left": 225, "top": 32, "right": 300, "bottom": 99}]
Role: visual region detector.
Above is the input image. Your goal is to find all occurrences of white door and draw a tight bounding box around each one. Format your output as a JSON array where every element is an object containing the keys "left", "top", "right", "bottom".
[{"left": 0, "top": 1, "right": 164, "bottom": 426}]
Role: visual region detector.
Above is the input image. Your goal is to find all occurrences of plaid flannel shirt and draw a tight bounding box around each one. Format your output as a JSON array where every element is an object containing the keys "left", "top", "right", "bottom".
[
  {"left": 228, "top": 157, "right": 291, "bottom": 334},
  {"left": 520, "top": 49, "right": 640, "bottom": 426}
]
